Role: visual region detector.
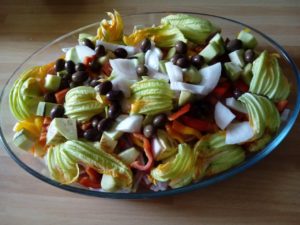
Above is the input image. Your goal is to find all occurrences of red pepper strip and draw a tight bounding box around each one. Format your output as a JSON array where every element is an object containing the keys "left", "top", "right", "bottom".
[
  {"left": 276, "top": 100, "right": 288, "bottom": 113},
  {"left": 85, "top": 166, "right": 101, "bottom": 182},
  {"left": 130, "top": 133, "right": 154, "bottom": 171},
  {"left": 168, "top": 103, "right": 191, "bottom": 121},
  {"left": 78, "top": 176, "right": 101, "bottom": 189},
  {"left": 55, "top": 88, "right": 69, "bottom": 104},
  {"left": 78, "top": 166, "right": 101, "bottom": 189},
  {"left": 165, "top": 124, "right": 184, "bottom": 143},
  {"left": 102, "top": 61, "right": 112, "bottom": 76},
  {"left": 234, "top": 79, "right": 249, "bottom": 92},
  {"left": 212, "top": 82, "right": 231, "bottom": 99},
  {"left": 83, "top": 55, "right": 97, "bottom": 66},
  {"left": 181, "top": 116, "right": 216, "bottom": 132},
  {"left": 172, "top": 120, "right": 202, "bottom": 139}
]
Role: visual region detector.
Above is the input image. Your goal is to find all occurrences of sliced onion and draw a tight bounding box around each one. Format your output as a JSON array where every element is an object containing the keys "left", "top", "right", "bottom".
[
  {"left": 281, "top": 108, "right": 290, "bottom": 122},
  {"left": 165, "top": 62, "right": 183, "bottom": 82},
  {"left": 215, "top": 101, "right": 236, "bottom": 130},
  {"left": 225, "top": 121, "right": 254, "bottom": 144},
  {"left": 147, "top": 67, "right": 169, "bottom": 81},
  {"left": 150, "top": 182, "right": 168, "bottom": 192},
  {"left": 145, "top": 47, "right": 162, "bottom": 71},
  {"left": 199, "top": 62, "right": 222, "bottom": 95},
  {"left": 109, "top": 58, "right": 138, "bottom": 80},
  {"left": 96, "top": 40, "right": 138, "bottom": 55},
  {"left": 116, "top": 115, "right": 143, "bottom": 133},
  {"left": 111, "top": 77, "right": 134, "bottom": 98},
  {"left": 170, "top": 81, "right": 206, "bottom": 94},
  {"left": 151, "top": 137, "right": 163, "bottom": 159},
  {"left": 62, "top": 47, "right": 72, "bottom": 53},
  {"left": 225, "top": 97, "right": 248, "bottom": 114},
  {"left": 75, "top": 45, "right": 95, "bottom": 62}
]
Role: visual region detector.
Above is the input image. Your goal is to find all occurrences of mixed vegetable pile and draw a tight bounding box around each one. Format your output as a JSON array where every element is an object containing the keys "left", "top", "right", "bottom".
[{"left": 9, "top": 11, "right": 291, "bottom": 192}]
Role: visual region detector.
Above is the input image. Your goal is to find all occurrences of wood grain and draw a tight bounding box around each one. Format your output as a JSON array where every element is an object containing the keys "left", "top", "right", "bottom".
[{"left": 0, "top": 1, "right": 299, "bottom": 225}]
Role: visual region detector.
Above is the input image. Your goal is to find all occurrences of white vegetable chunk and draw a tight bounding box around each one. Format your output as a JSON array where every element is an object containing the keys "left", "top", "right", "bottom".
[
  {"left": 225, "top": 121, "right": 254, "bottom": 144},
  {"left": 96, "top": 40, "right": 138, "bottom": 55},
  {"left": 225, "top": 97, "right": 248, "bottom": 114},
  {"left": 109, "top": 58, "right": 138, "bottom": 80},
  {"left": 214, "top": 101, "right": 236, "bottom": 130},
  {"left": 199, "top": 62, "right": 222, "bottom": 95},
  {"left": 165, "top": 62, "right": 183, "bottom": 82},
  {"left": 116, "top": 115, "right": 143, "bottom": 133}
]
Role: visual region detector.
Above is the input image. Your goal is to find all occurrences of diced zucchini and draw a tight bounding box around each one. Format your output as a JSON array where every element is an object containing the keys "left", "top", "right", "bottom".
[
  {"left": 229, "top": 49, "right": 245, "bottom": 67},
  {"left": 237, "top": 30, "right": 257, "bottom": 49},
  {"left": 199, "top": 42, "right": 220, "bottom": 62},
  {"left": 13, "top": 129, "right": 36, "bottom": 150},
  {"left": 242, "top": 63, "right": 253, "bottom": 85},
  {"left": 36, "top": 102, "right": 58, "bottom": 117},
  {"left": 44, "top": 74, "right": 61, "bottom": 92},
  {"left": 224, "top": 62, "right": 243, "bottom": 81}
]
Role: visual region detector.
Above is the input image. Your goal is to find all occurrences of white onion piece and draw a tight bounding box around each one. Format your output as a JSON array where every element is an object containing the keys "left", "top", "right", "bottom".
[
  {"left": 61, "top": 47, "right": 72, "bottom": 53},
  {"left": 215, "top": 101, "right": 236, "bottom": 130},
  {"left": 281, "top": 108, "right": 290, "bottom": 122},
  {"left": 109, "top": 58, "right": 138, "bottom": 80},
  {"left": 199, "top": 62, "right": 222, "bottom": 95},
  {"left": 151, "top": 137, "right": 163, "bottom": 159},
  {"left": 147, "top": 67, "right": 169, "bottom": 81},
  {"left": 170, "top": 82, "right": 206, "bottom": 94},
  {"left": 165, "top": 62, "right": 183, "bottom": 82},
  {"left": 225, "top": 122, "right": 254, "bottom": 144},
  {"left": 225, "top": 97, "right": 248, "bottom": 114},
  {"left": 150, "top": 182, "right": 168, "bottom": 192},
  {"left": 116, "top": 115, "right": 143, "bottom": 133},
  {"left": 111, "top": 77, "right": 133, "bottom": 98},
  {"left": 96, "top": 40, "right": 138, "bottom": 55},
  {"left": 75, "top": 45, "right": 95, "bottom": 62},
  {"left": 145, "top": 47, "right": 162, "bottom": 71}
]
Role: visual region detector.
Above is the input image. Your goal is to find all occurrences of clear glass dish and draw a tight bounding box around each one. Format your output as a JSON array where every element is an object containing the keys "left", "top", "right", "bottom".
[{"left": 0, "top": 12, "right": 299, "bottom": 199}]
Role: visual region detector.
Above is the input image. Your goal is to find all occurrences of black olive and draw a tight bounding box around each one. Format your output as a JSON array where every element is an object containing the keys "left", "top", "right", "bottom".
[
  {"left": 114, "top": 48, "right": 128, "bottom": 58},
  {"left": 244, "top": 49, "right": 255, "bottom": 63},
  {"left": 75, "top": 63, "right": 87, "bottom": 72},
  {"left": 171, "top": 54, "right": 183, "bottom": 65},
  {"left": 95, "top": 45, "right": 106, "bottom": 57},
  {"left": 191, "top": 55, "right": 204, "bottom": 69},
  {"left": 65, "top": 60, "right": 76, "bottom": 75},
  {"left": 106, "top": 90, "right": 123, "bottom": 102},
  {"left": 97, "top": 118, "right": 114, "bottom": 132},
  {"left": 50, "top": 105, "right": 65, "bottom": 119},
  {"left": 89, "top": 60, "right": 101, "bottom": 73},
  {"left": 82, "top": 38, "right": 95, "bottom": 50},
  {"left": 175, "top": 41, "right": 188, "bottom": 54},
  {"left": 95, "top": 81, "right": 113, "bottom": 95},
  {"left": 44, "top": 93, "right": 56, "bottom": 103},
  {"left": 108, "top": 104, "right": 121, "bottom": 119},
  {"left": 176, "top": 57, "right": 190, "bottom": 68},
  {"left": 152, "top": 114, "right": 167, "bottom": 128},
  {"left": 226, "top": 39, "right": 243, "bottom": 53},
  {"left": 72, "top": 71, "right": 89, "bottom": 83},
  {"left": 136, "top": 65, "right": 148, "bottom": 76},
  {"left": 55, "top": 58, "right": 65, "bottom": 72},
  {"left": 83, "top": 128, "right": 99, "bottom": 141},
  {"left": 89, "top": 79, "right": 100, "bottom": 87},
  {"left": 143, "top": 124, "right": 155, "bottom": 138},
  {"left": 140, "top": 38, "right": 151, "bottom": 53}
]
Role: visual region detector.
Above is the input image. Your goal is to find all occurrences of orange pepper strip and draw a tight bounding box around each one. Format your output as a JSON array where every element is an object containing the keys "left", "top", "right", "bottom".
[
  {"left": 165, "top": 124, "right": 184, "bottom": 143},
  {"left": 55, "top": 88, "right": 69, "bottom": 104},
  {"left": 172, "top": 120, "right": 202, "bottom": 139},
  {"left": 168, "top": 103, "right": 191, "bottom": 121},
  {"left": 130, "top": 133, "right": 154, "bottom": 171}
]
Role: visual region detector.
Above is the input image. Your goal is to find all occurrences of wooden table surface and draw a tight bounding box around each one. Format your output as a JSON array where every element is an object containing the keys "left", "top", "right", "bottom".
[{"left": 0, "top": 1, "right": 299, "bottom": 225}]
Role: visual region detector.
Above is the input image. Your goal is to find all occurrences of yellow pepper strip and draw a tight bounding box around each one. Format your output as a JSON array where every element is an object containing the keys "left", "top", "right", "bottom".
[
  {"left": 165, "top": 124, "right": 184, "bottom": 143},
  {"left": 172, "top": 120, "right": 202, "bottom": 139}
]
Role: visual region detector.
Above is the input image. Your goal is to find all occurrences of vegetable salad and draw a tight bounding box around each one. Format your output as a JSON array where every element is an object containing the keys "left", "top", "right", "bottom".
[{"left": 9, "top": 11, "right": 290, "bottom": 193}]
